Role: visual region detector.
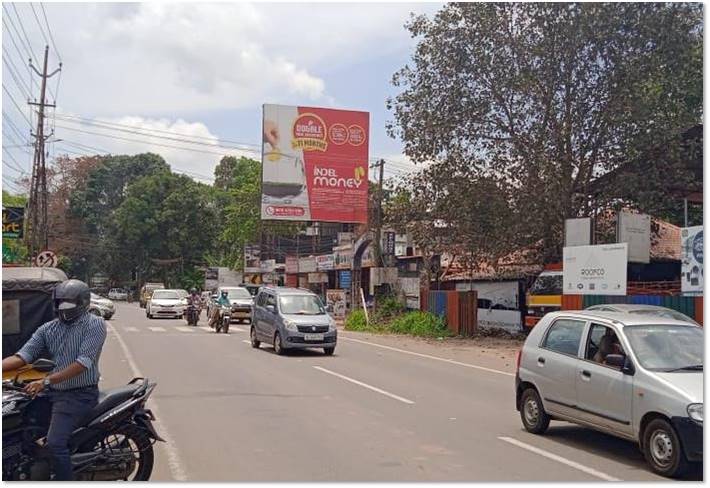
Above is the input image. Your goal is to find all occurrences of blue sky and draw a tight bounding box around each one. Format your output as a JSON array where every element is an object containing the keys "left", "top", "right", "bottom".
[{"left": 2, "top": 2, "right": 442, "bottom": 187}]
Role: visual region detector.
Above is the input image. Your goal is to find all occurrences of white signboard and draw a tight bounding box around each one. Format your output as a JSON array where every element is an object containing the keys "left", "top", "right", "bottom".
[
  {"left": 617, "top": 211, "right": 650, "bottom": 263},
  {"left": 563, "top": 244, "right": 628, "bottom": 295},
  {"left": 298, "top": 256, "right": 317, "bottom": 273},
  {"left": 316, "top": 254, "right": 335, "bottom": 271},
  {"left": 565, "top": 218, "right": 592, "bottom": 247},
  {"left": 681, "top": 226, "right": 703, "bottom": 295}
]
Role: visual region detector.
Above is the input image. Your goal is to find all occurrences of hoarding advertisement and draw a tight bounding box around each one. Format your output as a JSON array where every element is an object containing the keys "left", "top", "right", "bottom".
[
  {"left": 2, "top": 206, "right": 24, "bottom": 239},
  {"left": 261, "top": 104, "right": 369, "bottom": 223},
  {"left": 563, "top": 244, "right": 628, "bottom": 296},
  {"left": 617, "top": 211, "right": 650, "bottom": 263},
  {"left": 681, "top": 226, "right": 703, "bottom": 295}
]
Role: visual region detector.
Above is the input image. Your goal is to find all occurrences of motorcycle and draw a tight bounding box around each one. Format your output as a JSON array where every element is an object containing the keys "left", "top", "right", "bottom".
[
  {"left": 215, "top": 305, "right": 230, "bottom": 334},
  {"left": 185, "top": 303, "right": 199, "bottom": 326},
  {"left": 3, "top": 359, "right": 163, "bottom": 481}
]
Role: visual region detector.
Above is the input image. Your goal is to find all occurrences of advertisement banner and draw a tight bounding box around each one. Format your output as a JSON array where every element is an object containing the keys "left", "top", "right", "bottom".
[
  {"left": 260, "top": 259, "right": 276, "bottom": 273},
  {"left": 617, "top": 212, "right": 650, "bottom": 263},
  {"left": 564, "top": 217, "right": 591, "bottom": 248},
  {"left": 384, "top": 231, "right": 396, "bottom": 256},
  {"left": 681, "top": 226, "right": 703, "bottom": 295},
  {"left": 285, "top": 255, "right": 299, "bottom": 274},
  {"left": 261, "top": 104, "right": 369, "bottom": 223},
  {"left": 563, "top": 244, "right": 628, "bottom": 295},
  {"left": 298, "top": 256, "right": 317, "bottom": 274},
  {"left": 2, "top": 206, "right": 24, "bottom": 239},
  {"left": 335, "top": 246, "right": 352, "bottom": 270},
  {"left": 339, "top": 270, "right": 352, "bottom": 289},
  {"left": 326, "top": 289, "right": 347, "bottom": 318},
  {"left": 316, "top": 254, "right": 335, "bottom": 271}
]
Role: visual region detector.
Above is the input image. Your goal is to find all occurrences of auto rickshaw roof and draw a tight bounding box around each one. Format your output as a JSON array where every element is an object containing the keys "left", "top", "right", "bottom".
[{"left": 2, "top": 266, "right": 68, "bottom": 292}]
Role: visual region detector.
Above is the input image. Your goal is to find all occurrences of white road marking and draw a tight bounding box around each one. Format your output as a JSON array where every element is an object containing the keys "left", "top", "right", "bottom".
[
  {"left": 106, "top": 322, "right": 188, "bottom": 481},
  {"left": 498, "top": 437, "right": 621, "bottom": 482},
  {"left": 313, "top": 366, "right": 415, "bottom": 405},
  {"left": 231, "top": 326, "right": 245, "bottom": 332},
  {"left": 124, "top": 326, "right": 139, "bottom": 332},
  {"left": 148, "top": 326, "right": 166, "bottom": 332},
  {"left": 340, "top": 336, "right": 514, "bottom": 377},
  {"left": 176, "top": 326, "right": 195, "bottom": 332},
  {"left": 242, "top": 340, "right": 251, "bottom": 344}
]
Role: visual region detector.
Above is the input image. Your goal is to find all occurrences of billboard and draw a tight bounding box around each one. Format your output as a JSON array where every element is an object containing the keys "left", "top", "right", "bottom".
[
  {"left": 316, "top": 254, "right": 335, "bottom": 271},
  {"left": 563, "top": 244, "right": 628, "bottom": 295},
  {"left": 564, "top": 217, "right": 591, "bottom": 247},
  {"left": 617, "top": 211, "right": 650, "bottom": 263},
  {"left": 326, "top": 289, "right": 347, "bottom": 318},
  {"left": 2, "top": 206, "right": 24, "bottom": 239},
  {"left": 285, "top": 255, "right": 299, "bottom": 274},
  {"left": 681, "top": 226, "right": 703, "bottom": 295},
  {"left": 261, "top": 104, "right": 369, "bottom": 223},
  {"left": 244, "top": 244, "right": 261, "bottom": 273}
]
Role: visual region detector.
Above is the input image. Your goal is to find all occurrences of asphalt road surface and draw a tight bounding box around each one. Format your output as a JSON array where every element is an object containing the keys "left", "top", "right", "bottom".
[{"left": 98, "top": 302, "right": 702, "bottom": 482}]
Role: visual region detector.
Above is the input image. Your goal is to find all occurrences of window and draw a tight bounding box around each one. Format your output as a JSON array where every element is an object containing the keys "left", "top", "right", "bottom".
[
  {"left": 542, "top": 319, "right": 585, "bottom": 356},
  {"left": 152, "top": 290, "right": 178, "bottom": 300},
  {"left": 625, "top": 325, "right": 703, "bottom": 371},
  {"left": 257, "top": 293, "right": 266, "bottom": 307},
  {"left": 279, "top": 295, "right": 325, "bottom": 315},
  {"left": 265, "top": 294, "right": 276, "bottom": 308},
  {"left": 585, "top": 323, "right": 625, "bottom": 367},
  {"left": 224, "top": 288, "right": 252, "bottom": 299}
]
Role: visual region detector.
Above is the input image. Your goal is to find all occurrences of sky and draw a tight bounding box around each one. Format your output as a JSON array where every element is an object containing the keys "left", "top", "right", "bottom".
[{"left": 2, "top": 2, "right": 442, "bottom": 190}]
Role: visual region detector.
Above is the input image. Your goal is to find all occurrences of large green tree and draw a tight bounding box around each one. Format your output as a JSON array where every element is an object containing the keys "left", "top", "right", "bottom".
[{"left": 388, "top": 3, "right": 702, "bottom": 262}]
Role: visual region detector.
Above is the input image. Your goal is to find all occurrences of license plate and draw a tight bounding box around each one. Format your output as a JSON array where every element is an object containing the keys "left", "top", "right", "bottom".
[{"left": 303, "top": 333, "right": 324, "bottom": 341}]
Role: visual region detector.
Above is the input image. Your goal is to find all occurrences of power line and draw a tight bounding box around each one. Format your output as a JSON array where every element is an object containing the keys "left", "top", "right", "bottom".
[
  {"left": 39, "top": 3, "right": 62, "bottom": 63},
  {"left": 10, "top": 4, "right": 38, "bottom": 62},
  {"left": 2, "top": 84, "right": 32, "bottom": 126},
  {"left": 29, "top": 4, "right": 49, "bottom": 46},
  {"left": 2, "top": 6, "right": 32, "bottom": 61},
  {"left": 2, "top": 47, "right": 31, "bottom": 98},
  {"left": 3, "top": 147, "right": 28, "bottom": 174},
  {"left": 3, "top": 112, "right": 30, "bottom": 142}
]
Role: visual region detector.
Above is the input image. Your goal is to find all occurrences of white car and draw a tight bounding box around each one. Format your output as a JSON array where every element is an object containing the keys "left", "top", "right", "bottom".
[
  {"left": 108, "top": 288, "right": 128, "bottom": 300},
  {"left": 516, "top": 310, "right": 702, "bottom": 478},
  {"left": 585, "top": 303, "right": 699, "bottom": 325},
  {"left": 146, "top": 289, "right": 186, "bottom": 319},
  {"left": 89, "top": 293, "right": 115, "bottom": 320}
]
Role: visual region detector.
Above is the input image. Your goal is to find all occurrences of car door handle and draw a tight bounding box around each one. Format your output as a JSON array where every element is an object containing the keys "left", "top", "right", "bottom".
[
  {"left": 581, "top": 370, "right": 592, "bottom": 379},
  {"left": 537, "top": 357, "right": 545, "bottom": 365}
]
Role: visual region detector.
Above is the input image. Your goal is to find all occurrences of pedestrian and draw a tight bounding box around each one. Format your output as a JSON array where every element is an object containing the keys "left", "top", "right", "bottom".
[{"left": 1, "top": 279, "right": 107, "bottom": 481}]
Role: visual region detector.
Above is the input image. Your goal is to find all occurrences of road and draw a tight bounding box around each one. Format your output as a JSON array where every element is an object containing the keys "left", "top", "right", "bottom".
[{"left": 99, "top": 302, "right": 701, "bottom": 482}]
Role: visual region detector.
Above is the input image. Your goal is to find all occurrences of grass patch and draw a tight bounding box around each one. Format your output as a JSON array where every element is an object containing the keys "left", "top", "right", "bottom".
[{"left": 344, "top": 304, "right": 452, "bottom": 338}]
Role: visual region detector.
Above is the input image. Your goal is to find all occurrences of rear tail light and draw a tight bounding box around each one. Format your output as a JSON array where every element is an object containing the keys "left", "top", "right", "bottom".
[{"left": 515, "top": 349, "right": 522, "bottom": 374}]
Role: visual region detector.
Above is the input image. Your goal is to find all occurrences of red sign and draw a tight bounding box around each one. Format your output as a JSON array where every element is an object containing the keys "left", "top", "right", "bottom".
[{"left": 262, "top": 104, "right": 369, "bottom": 223}]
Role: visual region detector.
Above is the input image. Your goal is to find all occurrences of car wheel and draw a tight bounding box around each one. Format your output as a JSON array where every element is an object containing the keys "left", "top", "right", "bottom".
[
  {"left": 643, "top": 418, "right": 688, "bottom": 478},
  {"left": 323, "top": 347, "right": 335, "bottom": 356},
  {"left": 273, "top": 332, "right": 285, "bottom": 355},
  {"left": 250, "top": 327, "right": 261, "bottom": 348},
  {"left": 520, "top": 388, "right": 550, "bottom": 434}
]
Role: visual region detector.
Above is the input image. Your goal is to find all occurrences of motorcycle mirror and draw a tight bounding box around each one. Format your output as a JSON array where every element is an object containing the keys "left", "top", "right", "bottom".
[{"left": 32, "top": 358, "right": 56, "bottom": 373}]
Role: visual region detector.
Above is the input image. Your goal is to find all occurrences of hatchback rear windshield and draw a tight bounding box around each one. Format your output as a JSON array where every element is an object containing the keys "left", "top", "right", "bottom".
[
  {"left": 279, "top": 295, "right": 325, "bottom": 315},
  {"left": 152, "top": 290, "right": 179, "bottom": 300},
  {"left": 624, "top": 325, "right": 703, "bottom": 371},
  {"left": 224, "top": 288, "right": 252, "bottom": 299}
]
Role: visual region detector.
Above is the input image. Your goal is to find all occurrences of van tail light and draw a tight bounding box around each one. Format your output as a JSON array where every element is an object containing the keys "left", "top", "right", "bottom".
[{"left": 515, "top": 349, "right": 522, "bottom": 374}]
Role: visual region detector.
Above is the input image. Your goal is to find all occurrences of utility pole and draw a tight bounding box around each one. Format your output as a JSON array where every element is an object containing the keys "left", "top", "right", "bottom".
[
  {"left": 372, "top": 159, "right": 385, "bottom": 267},
  {"left": 27, "top": 46, "right": 61, "bottom": 258}
]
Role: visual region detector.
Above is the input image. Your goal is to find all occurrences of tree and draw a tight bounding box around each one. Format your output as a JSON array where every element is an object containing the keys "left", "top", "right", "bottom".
[
  {"left": 109, "top": 172, "right": 219, "bottom": 285},
  {"left": 388, "top": 3, "right": 702, "bottom": 262}
]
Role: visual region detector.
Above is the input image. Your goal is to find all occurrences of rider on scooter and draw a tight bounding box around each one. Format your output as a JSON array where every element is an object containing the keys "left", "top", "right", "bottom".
[{"left": 209, "top": 290, "right": 231, "bottom": 328}]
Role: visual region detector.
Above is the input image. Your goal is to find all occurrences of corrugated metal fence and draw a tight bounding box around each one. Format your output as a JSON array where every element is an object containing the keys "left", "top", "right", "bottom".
[
  {"left": 561, "top": 294, "right": 703, "bottom": 325},
  {"left": 423, "top": 290, "right": 478, "bottom": 336}
]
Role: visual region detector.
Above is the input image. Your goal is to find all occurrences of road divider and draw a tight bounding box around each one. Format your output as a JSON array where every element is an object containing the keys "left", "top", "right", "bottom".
[
  {"left": 340, "top": 336, "right": 514, "bottom": 377},
  {"left": 497, "top": 436, "right": 621, "bottom": 482},
  {"left": 313, "top": 366, "right": 415, "bottom": 405}
]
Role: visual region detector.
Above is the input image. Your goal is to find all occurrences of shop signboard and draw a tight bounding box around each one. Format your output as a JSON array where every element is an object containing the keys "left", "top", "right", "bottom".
[
  {"left": 681, "top": 226, "right": 703, "bottom": 295},
  {"left": 563, "top": 244, "right": 628, "bottom": 295},
  {"left": 261, "top": 104, "right": 369, "bottom": 223},
  {"left": 617, "top": 211, "right": 650, "bottom": 263},
  {"left": 299, "top": 256, "right": 317, "bottom": 274},
  {"left": 316, "top": 254, "right": 335, "bottom": 271},
  {"left": 285, "top": 255, "right": 299, "bottom": 274},
  {"left": 2, "top": 206, "right": 24, "bottom": 239},
  {"left": 335, "top": 246, "right": 352, "bottom": 269},
  {"left": 308, "top": 272, "right": 328, "bottom": 284},
  {"left": 339, "top": 270, "right": 352, "bottom": 289},
  {"left": 244, "top": 244, "right": 261, "bottom": 273},
  {"left": 564, "top": 217, "right": 592, "bottom": 247},
  {"left": 260, "top": 259, "right": 276, "bottom": 273},
  {"left": 384, "top": 231, "right": 396, "bottom": 256}
]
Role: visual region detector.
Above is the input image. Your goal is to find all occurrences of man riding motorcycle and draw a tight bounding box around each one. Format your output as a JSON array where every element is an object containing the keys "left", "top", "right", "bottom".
[
  {"left": 185, "top": 288, "right": 201, "bottom": 325},
  {"left": 209, "top": 290, "right": 231, "bottom": 329}
]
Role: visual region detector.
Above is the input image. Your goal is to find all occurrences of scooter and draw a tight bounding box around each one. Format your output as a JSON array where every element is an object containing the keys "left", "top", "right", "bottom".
[
  {"left": 185, "top": 304, "right": 199, "bottom": 326},
  {"left": 215, "top": 305, "right": 230, "bottom": 334}
]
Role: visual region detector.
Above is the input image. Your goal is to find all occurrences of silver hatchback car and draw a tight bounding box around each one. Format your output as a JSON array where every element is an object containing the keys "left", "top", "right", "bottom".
[
  {"left": 516, "top": 311, "right": 703, "bottom": 478},
  {"left": 251, "top": 287, "right": 337, "bottom": 356}
]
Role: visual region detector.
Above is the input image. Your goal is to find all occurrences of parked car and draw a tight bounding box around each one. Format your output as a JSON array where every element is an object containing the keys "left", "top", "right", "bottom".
[
  {"left": 585, "top": 303, "right": 699, "bottom": 325},
  {"left": 251, "top": 287, "right": 337, "bottom": 355},
  {"left": 515, "top": 310, "right": 702, "bottom": 478},
  {"left": 146, "top": 289, "right": 186, "bottom": 319},
  {"left": 140, "top": 283, "right": 165, "bottom": 308},
  {"left": 207, "top": 287, "right": 253, "bottom": 323},
  {"left": 89, "top": 293, "right": 115, "bottom": 320},
  {"left": 108, "top": 288, "right": 128, "bottom": 301}
]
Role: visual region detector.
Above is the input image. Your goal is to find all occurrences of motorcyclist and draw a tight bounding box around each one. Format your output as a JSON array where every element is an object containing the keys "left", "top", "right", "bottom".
[
  {"left": 209, "top": 290, "right": 231, "bottom": 328},
  {"left": 186, "top": 288, "right": 201, "bottom": 323}
]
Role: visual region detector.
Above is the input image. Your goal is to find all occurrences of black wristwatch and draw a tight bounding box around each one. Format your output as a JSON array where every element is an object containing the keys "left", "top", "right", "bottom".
[{"left": 42, "top": 377, "right": 51, "bottom": 388}]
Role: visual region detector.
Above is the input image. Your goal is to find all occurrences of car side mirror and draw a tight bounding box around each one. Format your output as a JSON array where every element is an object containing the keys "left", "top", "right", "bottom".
[
  {"left": 32, "top": 358, "right": 56, "bottom": 373},
  {"left": 605, "top": 354, "right": 624, "bottom": 368}
]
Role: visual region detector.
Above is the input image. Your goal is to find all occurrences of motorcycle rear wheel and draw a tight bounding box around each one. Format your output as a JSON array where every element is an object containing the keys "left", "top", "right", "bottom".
[{"left": 84, "top": 425, "right": 154, "bottom": 481}]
